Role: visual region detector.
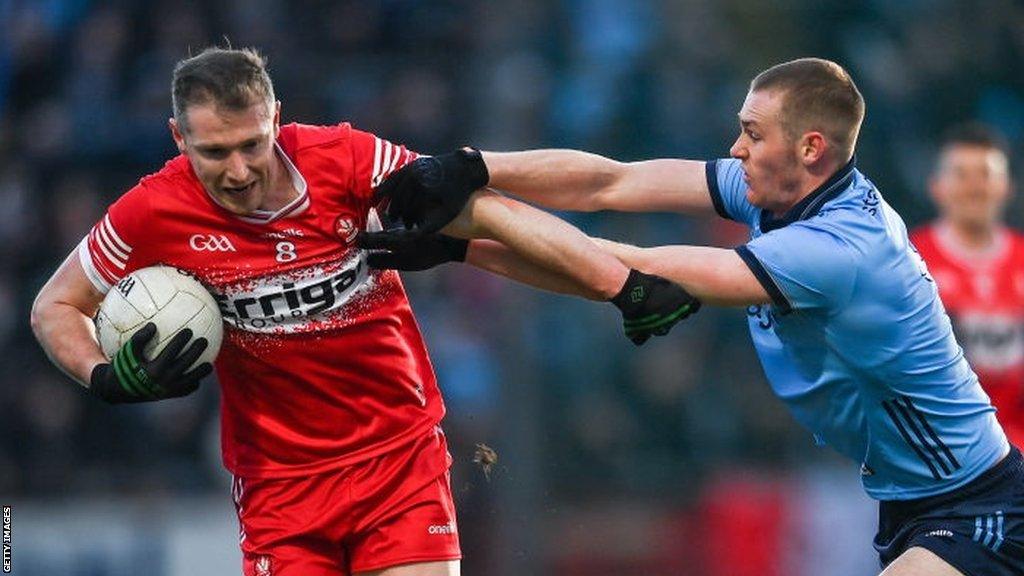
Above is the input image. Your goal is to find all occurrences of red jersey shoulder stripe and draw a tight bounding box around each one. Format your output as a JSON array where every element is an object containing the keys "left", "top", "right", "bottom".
[
  {"left": 79, "top": 214, "right": 134, "bottom": 293},
  {"left": 90, "top": 214, "right": 131, "bottom": 270},
  {"left": 77, "top": 236, "right": 114, "bottom": 292},
  {"left": 98, "top": 215, "right": 131, "bottom": 263},
  {"left": 370, "top": 136, "right": 415, "bottom": 188}
]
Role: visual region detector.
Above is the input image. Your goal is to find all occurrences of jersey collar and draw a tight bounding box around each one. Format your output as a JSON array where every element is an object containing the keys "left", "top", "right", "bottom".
[
  {"left": 760, "top": 156, "right": 857, "bottom": 233},
  {"left": 935, "top": 221, "right": 1010, "bottom": 268}
]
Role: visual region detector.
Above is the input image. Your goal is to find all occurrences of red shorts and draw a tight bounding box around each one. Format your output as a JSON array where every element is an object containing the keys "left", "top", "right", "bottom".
[{"left": 232, "top": 427, "right": 461, "bottom": 575}]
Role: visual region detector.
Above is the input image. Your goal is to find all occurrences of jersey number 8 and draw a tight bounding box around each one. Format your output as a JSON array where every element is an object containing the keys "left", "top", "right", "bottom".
[{"left": 276, "top": 241, "right": 297, "bottom": 263}]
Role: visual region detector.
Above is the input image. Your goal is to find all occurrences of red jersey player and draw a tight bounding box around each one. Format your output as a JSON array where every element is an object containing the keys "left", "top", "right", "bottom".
[
  {"left": 911, "top": 123, "right": 1024, "bottom": 448},
  {"left": 29, "top": 47, "right": 697, "bottom": 576}
]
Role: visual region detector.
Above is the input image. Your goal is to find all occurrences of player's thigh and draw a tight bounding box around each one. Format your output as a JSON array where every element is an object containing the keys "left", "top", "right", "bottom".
[
  {"left": 879, "top": 546, "right": 965, "bottom": 576},
  {"left": 354, "top": 559, "right": 460, "bottom": 576}
]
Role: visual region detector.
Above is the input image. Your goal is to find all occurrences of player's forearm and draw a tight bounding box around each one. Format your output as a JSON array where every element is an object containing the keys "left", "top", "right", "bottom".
[
  {"left": 482, "top": 151, "right": 715, "bottom": 215},
  {"left": 465, "top": 239, "right": 601, "bottom": 299},
  {"left": 30, "top": 298, "right": 106, "bottom": 386},
  {"left": 444, "top": 191, "right": 629, "bottom": 300},
  {"left": 481, "top": 150, "right": 624, "bottom": 211},
  {"left": 590, "top": 238, "right": 770, "bottom": 307}
]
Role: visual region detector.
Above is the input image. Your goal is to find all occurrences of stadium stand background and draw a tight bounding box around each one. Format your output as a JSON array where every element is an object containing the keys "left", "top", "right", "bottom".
[{"left": 3, "top": 1, "right": 1023, "bottom": 574}]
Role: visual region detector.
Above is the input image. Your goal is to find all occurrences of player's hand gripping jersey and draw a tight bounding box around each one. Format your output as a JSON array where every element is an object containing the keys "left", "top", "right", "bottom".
[
  {"left": 80, "top": 124, "right": 445, "bottom": 478},
  {"left": 911, "top": 224, "right": 1024, "bottom": 447}
]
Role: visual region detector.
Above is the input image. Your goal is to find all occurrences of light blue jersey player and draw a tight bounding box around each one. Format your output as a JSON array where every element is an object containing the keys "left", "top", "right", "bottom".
[
  {"left": 710, "top": 155, "right": 1008, "bottom": 501},
  {"left": 365, "top": 57, "right": 1024, "bottom": 576}
]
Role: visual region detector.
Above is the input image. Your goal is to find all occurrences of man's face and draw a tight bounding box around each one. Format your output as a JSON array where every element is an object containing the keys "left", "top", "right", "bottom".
[
  {"left": 729, "top": 89, "right": 803, "bottom": 213},
  {"left": 170, "top": 100, "right": 280, "bottom": 215},
  {"left": 930, "top": 144, "right": 1011, "bottom": 232}
]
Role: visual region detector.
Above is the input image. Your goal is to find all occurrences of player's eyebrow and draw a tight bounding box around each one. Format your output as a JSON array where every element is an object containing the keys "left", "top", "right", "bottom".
[{"left": 193, "top": 137, "right": 263, "bottom": 154}]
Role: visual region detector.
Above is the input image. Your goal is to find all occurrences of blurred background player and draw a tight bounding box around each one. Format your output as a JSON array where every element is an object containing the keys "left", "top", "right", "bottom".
[{"left": 911, "top": 124, "right": 1024, "bottom": 448}]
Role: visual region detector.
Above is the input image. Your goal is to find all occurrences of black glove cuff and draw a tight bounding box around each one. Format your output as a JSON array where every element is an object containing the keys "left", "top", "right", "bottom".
[
  {"left": 610, "top": 269, "right": 650, "bottom": 312},
  {"left": 456, "top": 147, "right": 490, "bottom": 190},
  {"left": 89, "top": 363, "right": 122, "bottom": 403},
  {"left": 443, "top": 235, "right": 470, "bottom": 263}
]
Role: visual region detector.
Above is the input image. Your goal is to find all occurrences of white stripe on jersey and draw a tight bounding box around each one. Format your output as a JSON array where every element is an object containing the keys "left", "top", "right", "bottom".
[
  {"left": 96, "top": 221, "right": 128, "bottom": 265},
  {"left": 102, "top": 215, "right": 131, "bottom": 254},
  {"left": 385, "top": 142, "right": 402, "bottom": 180},
  {"left": 372, "top": 136, "right": 385, "bottom": 187},
  {"left": 231, "top": 475, "right": 247, "bottom": 544},
  {"left": 373, "top": 139, "right": 404, "bottom": 188},
  {"left": 92, "top": 228, "right": 126, "bottom": 271},
  {"left": 77, "top": 237, "right": 113, "bottom": 293},
  {"left": 371, "top": 137, "right": 415, "bottom": 188},
  {"left": 379, "top": 141, "right": 395, "bottom": 187}
]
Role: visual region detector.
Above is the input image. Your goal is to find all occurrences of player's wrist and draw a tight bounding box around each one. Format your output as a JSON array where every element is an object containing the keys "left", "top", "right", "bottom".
[
  {"left": 611, "top": 269, "right": 700, "bottom": 345},
  {"left": 454, "top": 147, "right": 490, "bottom": 190},
  {"left": 89, "top": 362, "right": 132, "bottom": 403},
  {"left": 440, "top": 235, "right": 469, "bottom": 263},
  {"left": 610, "top": 269, "right": 651, "bottom": 310}
]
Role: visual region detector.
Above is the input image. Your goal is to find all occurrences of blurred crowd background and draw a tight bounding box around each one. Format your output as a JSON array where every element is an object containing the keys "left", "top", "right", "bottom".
[{"left": 4, "top": 1, "right": 1024, "bottom": 575}]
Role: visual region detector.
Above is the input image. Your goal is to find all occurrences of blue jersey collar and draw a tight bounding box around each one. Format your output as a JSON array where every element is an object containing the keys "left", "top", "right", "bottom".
[{"left": 760, "top": 156, "right": 857, "bottom": 233}]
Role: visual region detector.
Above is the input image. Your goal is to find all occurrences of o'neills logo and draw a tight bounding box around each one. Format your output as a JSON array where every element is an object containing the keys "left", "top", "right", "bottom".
[
  {"left": 212, "top": 254, "right": 370, "bottom": 333},
  {"left": 428, "top": 521, "right": 457, "bottom": 535}
]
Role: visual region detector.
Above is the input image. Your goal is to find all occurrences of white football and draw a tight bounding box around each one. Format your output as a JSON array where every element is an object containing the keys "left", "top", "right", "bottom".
[{"left": 95, "top": 265, "right": 223, "bottom": 368}]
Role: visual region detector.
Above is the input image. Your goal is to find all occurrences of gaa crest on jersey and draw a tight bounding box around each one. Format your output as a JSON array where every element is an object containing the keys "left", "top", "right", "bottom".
[
  {"left": 190, "top": 233, "right": 237, "bottom": 252},
  {"left": 334, "top": 214, "right": 358, "bottom": 244}
]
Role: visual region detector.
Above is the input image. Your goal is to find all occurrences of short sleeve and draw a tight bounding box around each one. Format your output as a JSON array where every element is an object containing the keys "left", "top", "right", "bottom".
[
  {"left": 348, "top": 128, "right": 420, "bottom": 202},
  {"left": 77, "top": 185, "right": 153, "bottom": 294},
  {"left": 706, "top": 158, "right": 759, "bottom": 227},
  {"left": 735, "top": 222, "right": 858, "bottom": 314}
]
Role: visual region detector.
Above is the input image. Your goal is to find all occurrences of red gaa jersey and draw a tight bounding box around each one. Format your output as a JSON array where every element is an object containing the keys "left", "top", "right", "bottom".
[
  {"left": 911, "top": 223, "right": 1024, "bottom": 447},
  {"left": 79, "top": 123, "right": 446, "bottom": 478}
]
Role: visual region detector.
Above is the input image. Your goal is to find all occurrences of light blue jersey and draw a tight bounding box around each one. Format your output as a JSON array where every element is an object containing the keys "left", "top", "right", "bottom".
[{"left": 707, "top": 157, "right": 1008, "bottom": 500}]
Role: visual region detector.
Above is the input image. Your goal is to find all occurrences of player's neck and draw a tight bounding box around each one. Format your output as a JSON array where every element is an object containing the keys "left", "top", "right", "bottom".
[
  {"left": 943, "top": 219, "right": 1001, "bottom": 252},
  {"left": 261, "top": 149, "right": 300, "bottom": 212},
  {"left": 773, "top": 159, "right": 848, "bottom": 217}
]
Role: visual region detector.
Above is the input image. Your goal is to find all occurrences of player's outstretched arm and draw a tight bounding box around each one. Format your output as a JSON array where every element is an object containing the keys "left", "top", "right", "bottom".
[
  {"left": 482, "top": 150, "right": 716, "bottom": 215},
  {"left": 373, "top": 148, "right": 716, "bottom": 238},
  {"left": 464, "top": 239, "right": 604, "bottom": 297},
  {"left": 589, "top": 238, "right": 771, "bottom": 307},
  {"left": 357, "top": 232, "right": 611, "bottom": 297},
  {"left": 364, "top": 191, "right": 702, "bottom": 344},
  {"left": 443, "top": 189, "right": 629, "bottom": 300}
]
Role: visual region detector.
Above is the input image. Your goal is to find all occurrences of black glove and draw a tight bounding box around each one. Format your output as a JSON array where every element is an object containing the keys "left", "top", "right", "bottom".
[
  {"left": 374, "top": 148, "right": 489, "bottom": 234},
  {"left": 610, "top": 269, "right": 701, "bottom": 346},
  {"left": 357, "top": 231, "right": 469, "bottom": 271},
  {"left": 89, "top": 322, "right": 212, "bottom": 403}
]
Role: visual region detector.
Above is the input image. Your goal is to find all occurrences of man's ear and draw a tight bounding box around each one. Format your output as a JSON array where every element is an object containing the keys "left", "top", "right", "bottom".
[
  {"left": 799, "top": 131, "right": 828, "bottom": 165},
  {"left": 273, "top": 100, "right": 282, "bottom": 138},
  {"left": 169, "top": 118, "right": 187, "bottom": 153}
]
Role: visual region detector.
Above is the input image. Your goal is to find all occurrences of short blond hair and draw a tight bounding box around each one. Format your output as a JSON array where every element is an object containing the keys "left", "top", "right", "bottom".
[{"left": 172, "top": 47, "right": 275, "bottom": 132}]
